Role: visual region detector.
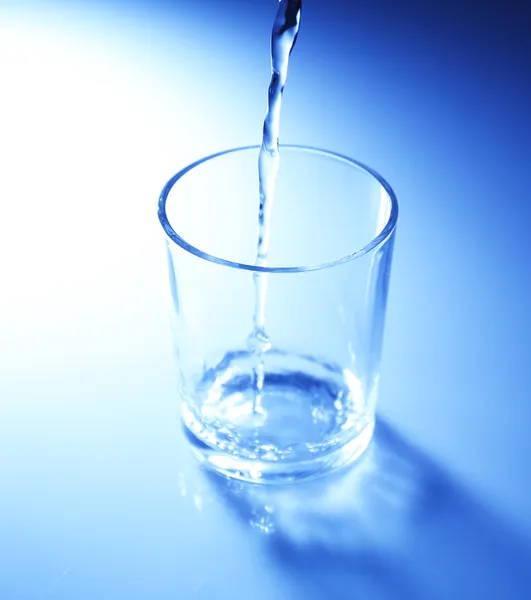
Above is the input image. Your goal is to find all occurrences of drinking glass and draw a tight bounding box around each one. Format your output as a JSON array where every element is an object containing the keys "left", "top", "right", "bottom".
[{"left": 158, "top": 145, "right": 398, "bottom": 483}]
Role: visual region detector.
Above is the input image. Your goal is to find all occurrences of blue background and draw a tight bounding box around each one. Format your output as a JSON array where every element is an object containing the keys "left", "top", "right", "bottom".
[{"left": 1, "top": 0, "right": 530, "bottom": 597}]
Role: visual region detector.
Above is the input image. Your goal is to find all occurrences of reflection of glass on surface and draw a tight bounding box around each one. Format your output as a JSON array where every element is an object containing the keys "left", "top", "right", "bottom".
[
  {"left": 181, "top": 421, "right": 531, "bottom": 600},
  {"left": 159, "top": 146, "right": 398, "bottom": 483},
  {"left": 199, "top": 420, "right": 423, "bottom": 548}
]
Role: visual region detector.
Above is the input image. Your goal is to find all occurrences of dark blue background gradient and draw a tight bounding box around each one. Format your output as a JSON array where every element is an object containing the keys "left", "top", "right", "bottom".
[{"left": 1, "top": 0, "right": 530, "bottom": 598}]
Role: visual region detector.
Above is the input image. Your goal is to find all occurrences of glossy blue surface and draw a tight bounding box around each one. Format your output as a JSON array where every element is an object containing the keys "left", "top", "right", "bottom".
[{"left": 1, "top": 0, "right": 530, "bottom": 597}]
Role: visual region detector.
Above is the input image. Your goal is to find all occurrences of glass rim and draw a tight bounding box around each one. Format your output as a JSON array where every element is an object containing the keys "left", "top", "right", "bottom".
[{"left": 158, "top": 144, "right": 399, "bottom": 274}]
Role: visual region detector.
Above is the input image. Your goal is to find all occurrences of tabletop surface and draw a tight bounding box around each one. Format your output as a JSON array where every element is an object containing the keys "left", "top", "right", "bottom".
[{"left": 1, "top": 1, "right": 531, "bottom": 598}]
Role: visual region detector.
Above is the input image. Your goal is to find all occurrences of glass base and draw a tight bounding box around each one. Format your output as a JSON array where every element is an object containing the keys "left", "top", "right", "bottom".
[
  {"left": 183, "top": 416, "right": 374, "bottom": 484},
  {"left": 181, "top": 350, "right": 375, "bottom": 484}
]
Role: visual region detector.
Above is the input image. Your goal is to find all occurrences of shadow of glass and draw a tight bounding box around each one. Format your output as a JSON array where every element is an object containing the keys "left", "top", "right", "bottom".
[{"left": 199, "top": 419, "right": 531, "bottom": 600}]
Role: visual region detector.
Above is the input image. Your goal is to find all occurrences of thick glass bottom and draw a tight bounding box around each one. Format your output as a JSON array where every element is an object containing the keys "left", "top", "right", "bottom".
[
  {"left": 183, "top": 415, "right": 374, "bottom": 484},
  {"left": 181, "top": 350, "right": 375, "bottom": 484}
]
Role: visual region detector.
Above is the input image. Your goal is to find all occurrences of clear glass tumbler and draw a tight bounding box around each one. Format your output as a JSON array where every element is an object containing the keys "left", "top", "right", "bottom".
[{"left": 158, "top": 145, "right": 398, "bottom": 483}]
